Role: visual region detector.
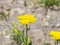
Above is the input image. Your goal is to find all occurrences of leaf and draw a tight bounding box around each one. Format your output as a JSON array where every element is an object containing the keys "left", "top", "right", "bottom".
[
  {"left": 12, "top": 34, "right": 20, "bottom": 41},
  {"left": 43, "top": 43, "right": 51, "bottom": 45},
  {"left": 12, "top": 29, "right": 23, "bottom": 42},
  {"left": 28, "top": 41, "right": 32, "bottom": 45}
]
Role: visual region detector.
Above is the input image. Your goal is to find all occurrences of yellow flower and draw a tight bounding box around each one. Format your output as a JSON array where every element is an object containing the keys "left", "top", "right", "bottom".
[
  {"left": 19, "top": 20, "right": 30, "bottom": 25},
  {"left": 18, "top": 14, "right": 36, "bottom": 24},
  {"left": 13, "top": 29, "right": 19, "bottom": 34},
  {"left": 50, "top": 30, "right": 60, "bottom": 40}
]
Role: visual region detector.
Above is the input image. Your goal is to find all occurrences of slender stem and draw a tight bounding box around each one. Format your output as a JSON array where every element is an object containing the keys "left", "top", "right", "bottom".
[
  {"left": 24, "top": 0, "right": 27, "bottom": 6},
  {"left": 45, "top": 6, "right": 49, "bottom": 15},
  {"left": 26, "top": 24, "right": 28, "bottom": 45},
  {"left": 55, "top": 40, "right": 58, "bottom": 45},
  {"left": 56, "top": 41, "right": 58, "bottom": 45}
]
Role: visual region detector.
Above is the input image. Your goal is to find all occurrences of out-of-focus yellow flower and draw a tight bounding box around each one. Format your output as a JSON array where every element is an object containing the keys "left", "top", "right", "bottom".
[
  {"left": 19, "top": 20, "right": 29, "bottom": 25},
  {"left": 13, "top": 29, "right": 19, "bottom": 34},
  {"left": 18, "top": 14, "right": 36, "bottom": 25},
  {"left": 50, "top": 30, "right": 60, "bottom": 40}
]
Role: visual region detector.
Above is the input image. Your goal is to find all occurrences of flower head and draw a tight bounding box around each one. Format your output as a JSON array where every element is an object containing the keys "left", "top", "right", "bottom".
[
  {"left": 18, "top": 14, "right": 36, "bottom": 25},
  {"left": 50, "top": 30, "right": 60, "bottom": 40}
]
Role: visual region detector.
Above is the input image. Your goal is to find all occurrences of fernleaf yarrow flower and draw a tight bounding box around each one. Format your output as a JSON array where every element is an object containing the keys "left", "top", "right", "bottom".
[
  {"left": 50, "top": 30, "right": 60, "bottom": 40},
  {"left": 18, "top": 14, "right": 36, "bottom": 25}
]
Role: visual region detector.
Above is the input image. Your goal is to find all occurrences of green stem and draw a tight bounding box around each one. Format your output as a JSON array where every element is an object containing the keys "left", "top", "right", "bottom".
[
  {"left": 55, "top": 40, "right": 58, "bottom": 45},
  {"left": 26, "top": 24, "right": 28, "bottom": 45},
  {"left": 24, "top": 0, "right": 27, "bottom": 6}
]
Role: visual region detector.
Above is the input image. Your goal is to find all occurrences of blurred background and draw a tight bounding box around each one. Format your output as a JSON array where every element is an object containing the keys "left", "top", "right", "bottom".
[{"left": 0, "top": 0, "right": 60, "bottom": 45}]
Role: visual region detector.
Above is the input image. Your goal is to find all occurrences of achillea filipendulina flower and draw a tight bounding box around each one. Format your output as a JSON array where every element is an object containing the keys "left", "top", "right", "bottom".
[
  {"left": 50, "top": 31, "right": 60, "bottom": 40},
  {"left": 19, "top": 20, "right": 29, "bottom": 25},
  {"left": 18, "top": 14, "right": 36, "bottom": 24}
]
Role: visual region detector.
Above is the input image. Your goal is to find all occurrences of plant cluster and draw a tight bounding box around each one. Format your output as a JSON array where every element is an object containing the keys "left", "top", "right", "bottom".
[{"left": 11, "top": 14, "right": 36, "bottom": 45}]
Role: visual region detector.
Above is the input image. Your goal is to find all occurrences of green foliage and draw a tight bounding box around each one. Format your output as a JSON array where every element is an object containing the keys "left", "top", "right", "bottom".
[
  {"left": 12, "top": 30, "right": 23, "bottom": 42},
  {"left": 11, "top": 21, "right": 32, "bottom": 45},
  {"left": 0, "top": 11, "right": 6, "bottom": 20},
  {"left": 43, "top": 43, "right": 51, "bottom": 45},
  {"left": 12, "top": 29, "right": 32, "bottom": 45},
  {"left": 40, "top": 0, "right": 60, "bottom": 7},
  {"left": 28, "top": 41, "right": 32, "bottom": 45}
]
